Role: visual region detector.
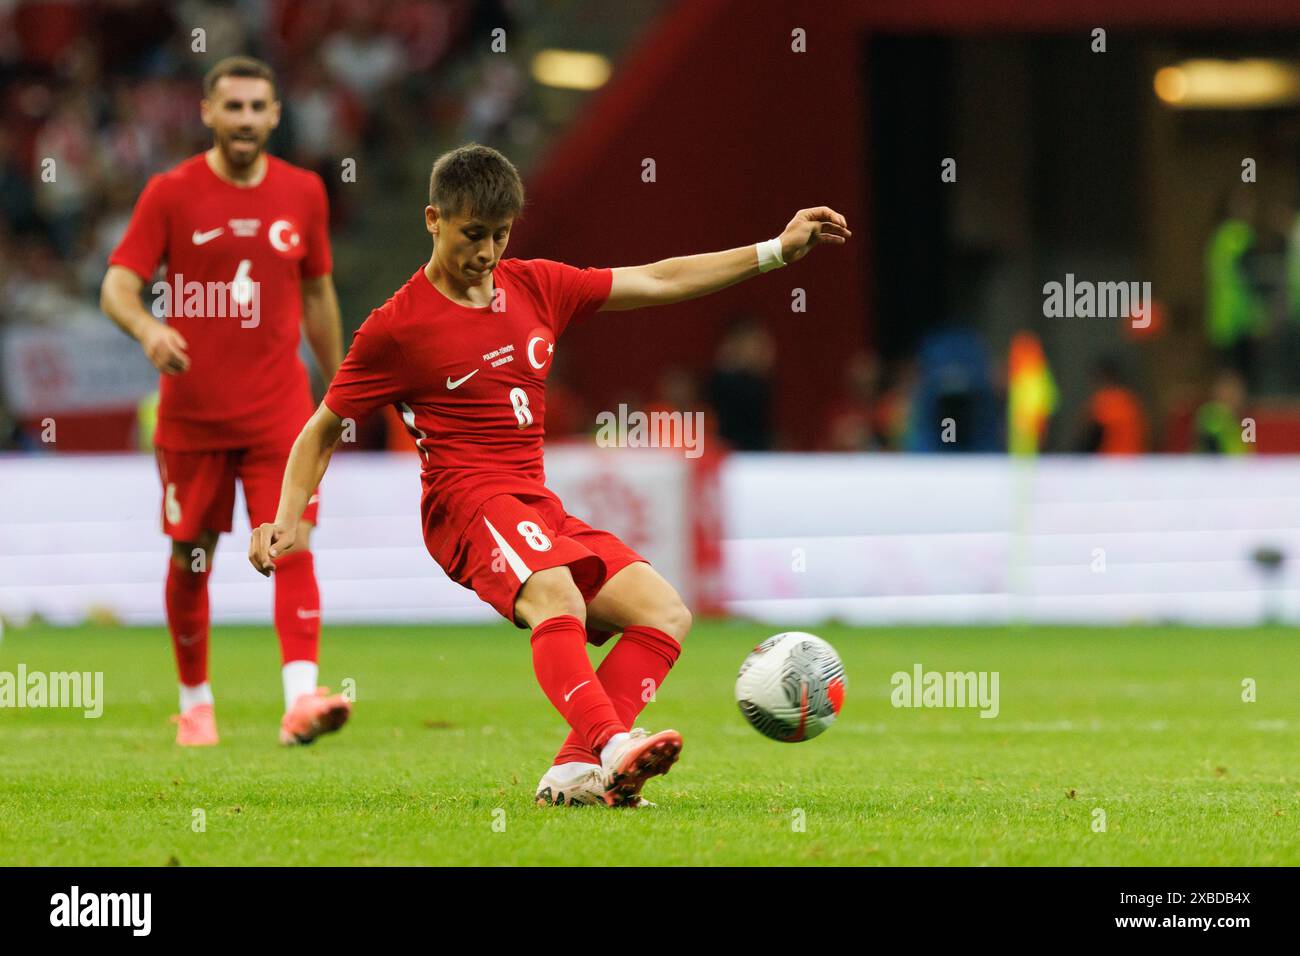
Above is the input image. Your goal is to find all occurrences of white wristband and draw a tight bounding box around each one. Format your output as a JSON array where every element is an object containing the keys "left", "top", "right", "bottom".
[{"left": 756, "top": 236, "right": 785, "bottom": 273}]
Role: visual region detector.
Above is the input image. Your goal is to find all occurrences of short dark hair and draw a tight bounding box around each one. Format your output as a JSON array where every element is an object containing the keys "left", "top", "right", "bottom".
[
  {"left": 428, "top": 143, "right": 524, "bottom": 222},
  {"left": 203, "top": 56, "right": 277, "bottom": 99}
]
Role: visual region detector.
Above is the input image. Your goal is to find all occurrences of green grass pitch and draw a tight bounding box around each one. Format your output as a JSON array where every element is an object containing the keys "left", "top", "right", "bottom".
[{"left": 0, "top": 621, "right": 1296, "bottom": 866}]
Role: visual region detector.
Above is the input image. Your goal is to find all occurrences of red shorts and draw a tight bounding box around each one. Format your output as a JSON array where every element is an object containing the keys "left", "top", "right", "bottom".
[
  {"left": 155, "top": 442, "right": 319, "bottom": 540},
  {"left": 443, "top": 492, "right": 647, "bottom": 633}
]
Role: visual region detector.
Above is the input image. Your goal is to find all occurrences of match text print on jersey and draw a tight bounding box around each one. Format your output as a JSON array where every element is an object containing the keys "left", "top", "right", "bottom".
[
  {"left": 151, "top": 270, "right": 261, "bottom": 328},
  {"left": 594, "top": 403, "right": 706, "bottom": 459}
]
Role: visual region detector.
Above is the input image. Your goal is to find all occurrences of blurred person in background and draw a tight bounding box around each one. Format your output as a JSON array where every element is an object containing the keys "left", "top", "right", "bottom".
[
  {"left": 99, "top": 56, "right": 349, "bottom": 750},
  {"left": 543, "top": 350, "right": 590, "bottom": 439},
  {"left": 284, "top": 51, "right": 363, "bottom": 180},
  {"left": 875, "top": 356, "right": 917, "bottom": 451},
  {"left": 822, "top": 349, "right": 883, "bottom": 451},
  {"left": 1279, "top": 196, "right": 1300, "bottom": 391},
  {"left": 1073, "top": 357, "right": 1147, "bottom": 455},
  {"left": 707, "top": 315, "right": 775, "bottom": 450},
  {"left": 459, "top": 52, "right": 526, "bottom": 145},
  {"left": 92, "top": 0, "right": 178, "bottom": 75},
  {"left": 1206, "top": 186, "right": 1268, "bottom": 389},
  {"left": 646, "top": 364, "right": 715, "bottom": 451},
  {"left": 0, "top": 128, "right": 38, "bottom": 237},
  {"left": 0, "top": 398, "right": 27, "bottom": 451},
  {"left": 320, "top": 3, "right": 405, "bottom": 110},
  {"left": 1194, "top": 367, "right": 1254, "bottom": 455},
  {"left": 171, "top": 0, "right": 249, "bottom": 62},
  {"left": 100, "top": 83, "right": 161, "bottom": 187},
  {"left": 905, "top": 326, "right": 999, "bottom": 452},
  {"left": 3, "top": 237, "right": 80, "bottom": 324},
  {"left": 32, "top": 93, "right": 99, "bottom": 257}
]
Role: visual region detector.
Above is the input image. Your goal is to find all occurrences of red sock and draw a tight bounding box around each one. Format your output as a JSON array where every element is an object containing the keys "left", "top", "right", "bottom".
[
  {"left": 165, "top": 560, "right": 211, "bottom": 686},
  {"left": 531, "top": 614, "right": 626, "bottom": 755},
  {"left": 273, "top": 551, "right": 320, "bottom": 665},
  {"left": 553, "top": 625, "right": 682, "bottom": 765}
]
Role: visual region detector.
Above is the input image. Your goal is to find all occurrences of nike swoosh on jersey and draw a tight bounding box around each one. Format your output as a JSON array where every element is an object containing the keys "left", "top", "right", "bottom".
[
  {"left": 192, "top": 227, "right": 225, "bottom": 245},
  {"left": 563, "top": 680, "right": 591, "bottom": 702},
  {"left": 446, "top": 370, "right": 478, "bottom": 389}
]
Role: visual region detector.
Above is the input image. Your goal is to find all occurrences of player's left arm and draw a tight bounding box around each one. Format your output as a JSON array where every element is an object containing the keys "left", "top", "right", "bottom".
[
  {"left": 300, "top": 274, "right": 343, "bottom": 382},
  {"left": 598, "top": 206, "right": 850, "bottom": 312}
]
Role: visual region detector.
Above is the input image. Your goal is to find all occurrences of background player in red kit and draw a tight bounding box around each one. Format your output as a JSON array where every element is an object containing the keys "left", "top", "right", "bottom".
[
  {"left": 101, "top": 57, "right": 350, "bottom": 748},
  {"left": 249, "top": 144, "right": 850, "bottom": 806}
]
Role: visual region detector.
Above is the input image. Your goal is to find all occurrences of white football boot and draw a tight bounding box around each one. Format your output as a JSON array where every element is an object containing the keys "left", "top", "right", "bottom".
[
  {"left": 599, "top": 727, "right": 682, "bottom": 807},
  {"left": 534, "top": 762, "right": 606, "bottom": 807}
]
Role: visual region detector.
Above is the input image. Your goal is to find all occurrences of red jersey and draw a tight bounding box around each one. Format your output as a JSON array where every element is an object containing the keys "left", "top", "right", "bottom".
[
  {"left": 323, "top": 259, "right": 613, "bottom": 564},
  {"left": 109, "top": 153, "right": 332, "bottom": 451}
]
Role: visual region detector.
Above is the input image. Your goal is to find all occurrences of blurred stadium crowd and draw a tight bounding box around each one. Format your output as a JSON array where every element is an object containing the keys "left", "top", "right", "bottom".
[
  {"left": 0, "top": 0, "right": 531, "bottom": 296},
  {"left": 0, "top": 0, "right": 1283, "bottom": 456}
]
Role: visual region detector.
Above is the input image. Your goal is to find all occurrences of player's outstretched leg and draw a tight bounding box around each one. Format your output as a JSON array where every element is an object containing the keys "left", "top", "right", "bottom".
[
  {"left": 546, "top": 563, "right": 692, "bottom": 805},
  {"left": 516, "top": 567, "right": 630, "bottom": 805},
  {"left": 167, "top": 536, "right": 219, "bottom": 746},
  {"left": 543, "top": 625, "right": 684, "bottom": 806}
]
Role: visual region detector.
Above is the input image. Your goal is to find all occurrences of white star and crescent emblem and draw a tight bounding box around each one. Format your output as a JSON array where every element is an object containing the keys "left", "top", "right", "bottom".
[
  {"left": 525, "top": 327, "right": 555, "bottom": 372},
  {"left": 527, "top": 336, "right": 554, "bottom": 369},
  {"left": 268, "top": 218, "right": 303, "bottom": 256}
]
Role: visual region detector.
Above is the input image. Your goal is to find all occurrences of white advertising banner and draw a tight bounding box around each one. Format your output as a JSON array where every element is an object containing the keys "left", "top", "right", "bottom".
[
  {"left": 0, "top": 447, "right": 692, "bottom": 626},
  {"left": 2, "top": 452, "right": 1299, "bottom": 626},
  {"left": 2, "top": 320, "right": 157, "bottom": 416},
  {"left": 722, "top": 454, "right": 1300, "bottom": 625}
]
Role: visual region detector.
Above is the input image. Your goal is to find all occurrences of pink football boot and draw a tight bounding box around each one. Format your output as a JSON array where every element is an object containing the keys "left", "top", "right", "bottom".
[
  {"left": 280, "top": 687, "right": 351, "bottom": 745},
  {"left": 172, "top": 703, "right": 219, "bottom": 746},
  {"left": 600, "top": 728, "right": 683, "bottom": 806}
]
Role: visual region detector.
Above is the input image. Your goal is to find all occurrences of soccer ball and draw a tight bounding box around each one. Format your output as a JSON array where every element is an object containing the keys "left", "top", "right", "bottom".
[{"left": 735, "top": 632, "right": 846, "bottom": 742}]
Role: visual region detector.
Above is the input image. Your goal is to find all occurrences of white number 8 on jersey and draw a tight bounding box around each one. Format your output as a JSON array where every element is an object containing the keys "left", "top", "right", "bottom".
[{"left": 510, "top": 387, "right": 533, "bottom": 428}]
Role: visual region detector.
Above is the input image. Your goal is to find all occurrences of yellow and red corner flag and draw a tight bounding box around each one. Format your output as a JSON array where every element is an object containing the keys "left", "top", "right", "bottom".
[{"left": 1008, "top": 332, "right": 1057, "bottom": 456}]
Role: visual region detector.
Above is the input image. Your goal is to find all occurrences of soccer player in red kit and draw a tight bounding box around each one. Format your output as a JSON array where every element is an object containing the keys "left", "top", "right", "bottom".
[
  {"left": 101, "top": 57, "right": 351, "bottom": 747},
  {"left": 249, "top": 144, "right": 850, "bottom": 805}
]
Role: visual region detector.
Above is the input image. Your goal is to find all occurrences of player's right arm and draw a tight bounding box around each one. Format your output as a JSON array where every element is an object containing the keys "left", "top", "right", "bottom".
[
  {"left": 249, "top": 402, "right": 346, "bottom": 575},
  {"left": 102, "top": 175, "right": 191, "bottom": 374},
  {"left": 100, "top": 265, "right": 191, "bottom": 374},
  {"left": 250, "top": 308, "right": 403, "bottom": 574}
]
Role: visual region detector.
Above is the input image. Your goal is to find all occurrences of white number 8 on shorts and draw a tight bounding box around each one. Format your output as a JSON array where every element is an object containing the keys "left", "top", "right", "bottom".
[{"left": 516, "top": 520, "right": 552, "bottom": 551}]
